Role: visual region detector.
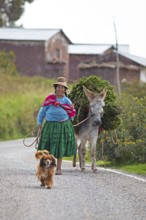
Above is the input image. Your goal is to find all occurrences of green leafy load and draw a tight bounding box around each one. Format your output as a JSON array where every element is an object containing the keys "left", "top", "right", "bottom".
[{"left": 68, "top": 75, "right": 121, "bottom": 130}]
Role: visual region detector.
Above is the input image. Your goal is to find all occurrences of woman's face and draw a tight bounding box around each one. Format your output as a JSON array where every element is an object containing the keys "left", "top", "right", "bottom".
[{"left": 55, "top": 85, "right": 66, "bottom": 97}]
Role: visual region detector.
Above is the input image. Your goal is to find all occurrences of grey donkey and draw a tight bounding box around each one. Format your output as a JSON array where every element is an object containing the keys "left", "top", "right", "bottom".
[{"left": 73, "top": 86, "right": 107, "bottom": 172}]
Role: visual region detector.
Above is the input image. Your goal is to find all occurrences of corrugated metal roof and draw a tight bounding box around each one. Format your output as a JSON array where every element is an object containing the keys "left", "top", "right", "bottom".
[
  {"left": 69, "top": 44, "right": 129, "bottom": 55},
  {"left": 1, "top": 28, "right": 145, "bottom": 66},
  {"left": 0, "top": 28, "right": 61, "bottom": 41},
  {"left": 118, "top": 51, "right": 146, "bottom": 66}
]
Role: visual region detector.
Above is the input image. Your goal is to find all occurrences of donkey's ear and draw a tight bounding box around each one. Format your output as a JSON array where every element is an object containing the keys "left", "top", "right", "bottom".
[
  {"left": 83, "top": 86, "right": 96, "bottom": 101},
  {"left": 99, "top": 88, "right": 107, "bottom": 101}
]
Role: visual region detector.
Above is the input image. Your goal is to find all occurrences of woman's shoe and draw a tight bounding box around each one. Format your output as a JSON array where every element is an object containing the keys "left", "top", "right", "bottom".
[{"left": 55, "top": 170, "right": 62, "bottom": 175}]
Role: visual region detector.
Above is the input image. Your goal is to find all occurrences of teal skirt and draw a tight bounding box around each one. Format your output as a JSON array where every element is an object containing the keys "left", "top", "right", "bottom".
[{"left": 38, "top": 120, "right": 76, "bottom": 159}]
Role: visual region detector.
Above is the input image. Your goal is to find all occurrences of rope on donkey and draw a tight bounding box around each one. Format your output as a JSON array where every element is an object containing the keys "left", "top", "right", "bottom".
[
  {"left": 72, "top": 116, "right": 89, "bottom": 127},
  {"left": 23, "top": 126, "right": 42, "bottom": 149}
]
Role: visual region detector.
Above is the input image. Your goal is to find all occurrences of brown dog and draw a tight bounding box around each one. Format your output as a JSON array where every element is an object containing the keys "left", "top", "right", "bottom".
[{"left": 35, "top": 150, "right": 56, "bottom": 189}]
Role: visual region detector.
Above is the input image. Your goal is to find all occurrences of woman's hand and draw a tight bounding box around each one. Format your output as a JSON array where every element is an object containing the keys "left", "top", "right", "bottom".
[
  {"left": 70, "top": 104, "right": 74, "bottom": 108},
  {"left": 54, "top": 101, "right": 61, "bottom": 107},
  {"left": 38, "top": 125, "right": 42, "bottom": 130}
]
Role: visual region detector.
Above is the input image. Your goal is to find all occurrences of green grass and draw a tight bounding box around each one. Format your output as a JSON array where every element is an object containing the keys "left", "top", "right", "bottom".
[
  {"left": 0, "top": 73, "right": 74, "bottom": 141},
  {"left": 113, "top": 163, "right": 146, "bottom": 175},
  {"left": 1, "top": 73, "right": 146, "bottom": 174},
  {"left": 0, "top": 74, "right": 54, "bottom": 140},
  {"left": 64, "top": 157, "right": 146, "bottom": 175}
]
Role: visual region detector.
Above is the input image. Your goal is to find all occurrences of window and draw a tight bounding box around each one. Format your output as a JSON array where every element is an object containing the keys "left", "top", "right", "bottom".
[{"left": 55, "top": 49, "right": 61, "bottom": 60}]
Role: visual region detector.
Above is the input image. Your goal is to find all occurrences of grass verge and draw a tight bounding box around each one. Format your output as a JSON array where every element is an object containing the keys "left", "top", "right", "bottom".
[{"left": 64, "top": 157, "right": 146, "bottom": 175}]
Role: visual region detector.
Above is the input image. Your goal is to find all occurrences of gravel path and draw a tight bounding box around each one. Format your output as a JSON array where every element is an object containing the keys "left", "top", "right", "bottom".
[{"left": 0, "top": 138, "right": 146, "bottom": 220}]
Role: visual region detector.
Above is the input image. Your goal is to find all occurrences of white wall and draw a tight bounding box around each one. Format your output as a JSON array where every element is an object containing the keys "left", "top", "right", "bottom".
[{"left": 140, "top": 68, "right": 146, "bottom": 83}]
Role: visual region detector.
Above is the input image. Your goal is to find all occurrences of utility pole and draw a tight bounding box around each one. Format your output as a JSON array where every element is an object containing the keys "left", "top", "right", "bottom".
[{"left": 113, "top": 21, "right": 121, "bottom": 96}]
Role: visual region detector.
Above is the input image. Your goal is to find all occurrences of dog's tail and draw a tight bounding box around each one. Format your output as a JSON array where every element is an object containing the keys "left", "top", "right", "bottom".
[{"left": 35, "top": 150, "right": 49, "bottom": 159}]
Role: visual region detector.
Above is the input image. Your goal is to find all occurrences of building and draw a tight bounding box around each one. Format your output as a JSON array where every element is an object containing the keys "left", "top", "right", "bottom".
[
  {"left": 78, "top": 46, "right": 146, "bottom": 87},
  {"left": 69, "top": 44, "right": 129, "bottom": 81},
  {"left": 0, "top": 28, "right": 71, "bottom": 78},
  {"left": 0, "top": 28, "right": 146, "bottom": 86}
]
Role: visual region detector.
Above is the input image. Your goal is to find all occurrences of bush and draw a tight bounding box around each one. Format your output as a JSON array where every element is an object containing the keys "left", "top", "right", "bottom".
[
  {"left": 97, "top": 95, "right": 146, "bottom": 164},
  {"left": 122, "top": 80, "right": 146, "bottom": 98},
  {"left": 0, "top": 51, "right": 18, "bottom": 76}
]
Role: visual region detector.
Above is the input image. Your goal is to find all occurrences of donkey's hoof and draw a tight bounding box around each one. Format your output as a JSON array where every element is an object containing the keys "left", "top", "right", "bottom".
[
  {"left": 73, "top": 163, "right": 76, "bottom": 167},
  {"left": 93, "top": 168, "right": 98, "bottom": 173},
  {"left": 81, "top": 168, "right": 86, "bottom": 172}
]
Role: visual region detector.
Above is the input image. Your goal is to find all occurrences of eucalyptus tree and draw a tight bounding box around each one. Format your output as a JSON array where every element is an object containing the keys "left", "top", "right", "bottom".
[{"left": 0, "top": 0, "right": 34, "bottom": 27}]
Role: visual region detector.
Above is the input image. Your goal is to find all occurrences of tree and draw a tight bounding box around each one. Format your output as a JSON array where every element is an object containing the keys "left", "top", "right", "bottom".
[{"left": 0, "top": 0, "right": 34, "bottom": 27}]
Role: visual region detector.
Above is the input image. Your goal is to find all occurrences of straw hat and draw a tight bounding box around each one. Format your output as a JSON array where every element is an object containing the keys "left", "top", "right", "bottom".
[{"left": 53, "top": 76, "right": 68, "bottom": 89}]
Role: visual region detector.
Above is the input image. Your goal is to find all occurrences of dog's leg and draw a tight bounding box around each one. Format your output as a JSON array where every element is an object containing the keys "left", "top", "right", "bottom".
[
  {"left": 40, "top": 178, "right": 45, "bottom": 187},
  {"left": 46, "top": 176, "right": 53, "bottom": 189},
  {"left": 50, "top": 178, "right": 53, "bottom": 189}
]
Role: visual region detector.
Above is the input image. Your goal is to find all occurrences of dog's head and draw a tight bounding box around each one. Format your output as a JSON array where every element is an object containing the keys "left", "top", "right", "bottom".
[
  {"left": 35, "top": 150, "right": 56, "bottom": 168},
  {"left": 40, "top": 155, "right": 56, "bottom": 168},
  {"left": 35, "top": 150, "right": 49, "bottom": 159}
]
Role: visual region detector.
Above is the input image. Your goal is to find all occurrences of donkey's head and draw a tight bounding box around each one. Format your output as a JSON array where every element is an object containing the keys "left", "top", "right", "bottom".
[{"left": 83, "top": 86, "right": 107, "bottom": 126}]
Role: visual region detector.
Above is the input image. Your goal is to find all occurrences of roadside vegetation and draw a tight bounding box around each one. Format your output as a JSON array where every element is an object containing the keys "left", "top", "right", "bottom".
[
  {"left": 0, "top": 73, "right": 54, "bottom": 140},
  {"left": 0, "top": 51, "right": 146, "bottom": 175},
  {"left": 0, "top": 51, "right": 55, "bottom": 140}
]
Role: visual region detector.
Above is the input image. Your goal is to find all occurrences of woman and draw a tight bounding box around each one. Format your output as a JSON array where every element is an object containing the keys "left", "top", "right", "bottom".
[{"left": 37, "top": 77, "right": 76, "bottom": 175}]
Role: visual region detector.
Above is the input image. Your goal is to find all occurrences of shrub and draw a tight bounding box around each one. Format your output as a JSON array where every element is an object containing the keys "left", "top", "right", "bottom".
[
  {"left": 97, "top": 95, "right": 146, "bottom": 164},
  {"left": 0, "top": 51, "right": 18, "bottom": 76}
]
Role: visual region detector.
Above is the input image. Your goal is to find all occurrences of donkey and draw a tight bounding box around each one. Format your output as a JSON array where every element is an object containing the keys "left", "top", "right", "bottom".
[{"left": 73, "top": 86, "right": 107, "bottom": 173}]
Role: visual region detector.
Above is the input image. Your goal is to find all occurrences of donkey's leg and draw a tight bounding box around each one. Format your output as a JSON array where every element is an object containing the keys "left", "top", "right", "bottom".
[
  {"left": 90, "top": 136, "right": 98, "bottom": 173},
  {"left": 80, "top": 139, "right": 86, "bottom": 171},
  {"left": 73, "top": 138, "right": 80, "bottom": 167},
  {"left": 73, "top": 146, "right": 77, "bottom": 167},
  {"left": 78, "top": 143, "right": 82, "bottom": 168}
]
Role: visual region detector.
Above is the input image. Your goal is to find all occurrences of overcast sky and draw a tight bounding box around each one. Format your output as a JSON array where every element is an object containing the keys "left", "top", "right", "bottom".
[{"left": 17, "top": 0, "right": 146, "bottom": 58}]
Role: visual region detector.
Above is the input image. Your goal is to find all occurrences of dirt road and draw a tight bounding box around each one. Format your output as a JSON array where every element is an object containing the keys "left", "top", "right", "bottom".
[{"left": 0, "top": 138, "right": 146, "bottom": 220}]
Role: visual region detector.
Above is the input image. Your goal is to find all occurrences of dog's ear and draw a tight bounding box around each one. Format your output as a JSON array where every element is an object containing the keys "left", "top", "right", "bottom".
[
  {"left": 40, "top": 157, "right": 46, "bottom": 167},
  {"left": 51, "top": 156, "right": 57, "bottom": 167},
  {"left": 35, "top": 150, "right": 49, "bottom": 159},
  {"left": 35, "top": 150, "right": 43, "bottom": 159},
  {"left": 42, "top": 150, "right": 49, "bottom": 155}
]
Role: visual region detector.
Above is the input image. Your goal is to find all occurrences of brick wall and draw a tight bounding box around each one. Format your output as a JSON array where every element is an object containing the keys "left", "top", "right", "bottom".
[
  {"left": 0, "top": 39, "right": 142, "bottom": 85},
  {"left": 0, "top": 40, "right": 45, "bottom": 76},
  {"left": 0, "top": 32, "right": 69, "bottom": 78},
  {"left": 69, "top": 54, "right": 97, "bottom": 80},
  {"left": 78, "top": 51, "right": 141, "bottom": 86},
  {"left": 79, "top": 66, "right": 140, "bottom": 87}
]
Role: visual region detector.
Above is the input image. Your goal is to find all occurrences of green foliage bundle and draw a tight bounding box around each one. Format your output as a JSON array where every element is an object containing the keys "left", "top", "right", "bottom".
[{"left": 68, "top": 75, "right": 121, "bottom": 130}]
